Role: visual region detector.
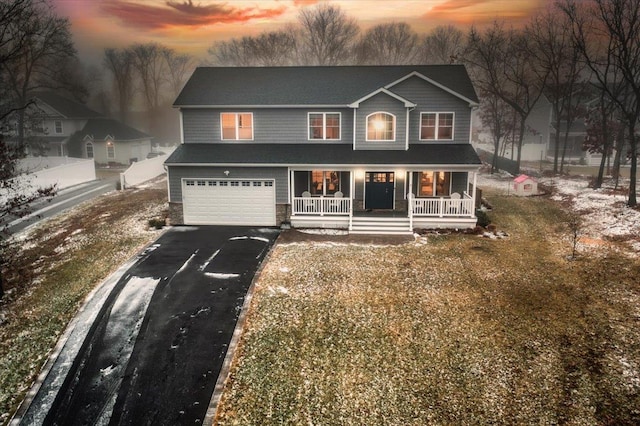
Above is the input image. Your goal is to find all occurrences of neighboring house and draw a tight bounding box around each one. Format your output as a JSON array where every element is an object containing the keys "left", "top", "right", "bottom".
[
  {"left": 29, "top": 92, "right": 103, "bottom": 157},
  {"left": 81, "top": 118, "right": 152, "bottom": 166},
  {"left": 8, "top": 92, "right": 152, "bottom": 165},
  {"left": 165, "top": 65, "right": 482, "bottom": 234}
]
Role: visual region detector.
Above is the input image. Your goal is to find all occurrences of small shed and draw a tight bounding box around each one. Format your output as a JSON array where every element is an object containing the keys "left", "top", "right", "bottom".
[{"left": 513, "top": 174, "right": 538, "bottom": 196}]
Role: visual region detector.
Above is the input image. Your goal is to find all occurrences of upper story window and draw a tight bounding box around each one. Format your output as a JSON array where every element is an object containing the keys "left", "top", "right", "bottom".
[
  {"left": 308, "top": 113, "right": 340, "bottom": 140},
  {"left": 420, "top": 112, "right": 454, "bottom": 140},
  {"left": 221, "top": 113, "right": 253, "bottom": 140},
  {"left": 54, "top": 120, "right": 63, "bottom": 134},
  {"left": 366, "top": 112, "right": 395, "bottom": 141}
]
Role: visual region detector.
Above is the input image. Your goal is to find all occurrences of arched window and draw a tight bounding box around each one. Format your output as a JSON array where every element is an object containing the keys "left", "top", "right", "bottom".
[
  {"left": 85, "top": 141, "right": 94, "bottom": 159},
  {"left": 366, "top": 112, "right": 395, "bottom": 141}
]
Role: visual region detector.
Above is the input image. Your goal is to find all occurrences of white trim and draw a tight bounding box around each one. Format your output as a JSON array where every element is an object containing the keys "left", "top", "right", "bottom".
[
  {"left": 167, "top": 167, "right": 172, "bottom": 202},
  {"left": 405, "top": 108, "right": 410, "bottom": 150},
  {"left": 307, "top": 112, "right": 341, "bottom": 141},
  {"left": 106, "top": 140, "right": 116, "bottom": 160},
  {"left": 177, "top": 104, "right": 346, "bottom": 109},
  {"left": 348, "top": 87, "right": 416, "bottom": 108},
  {"left": 179, "top": 109, "right": 184, "bottom": 144},
  {"left": 352, "top": 109, "right": 357, "bottom": 150},
  {"left": 365, "top": 112, "right": 396, "bottom": 142},
  {"left": 220, "top": 112, "right": 254, "bottom": 141},
  {"left": 419, "top": 112, "right": 455, "bottom": 141},
  {"left": 85, "top": 141, "right": 94, "bottom": 159},
  {"left": 384, "top": 71, "right": 480, "bottom": 107},
  {"left": 54, "top": 120, "right": 63, "bottom": 134},
  {"left": 169, "top": 163, "right": 481, "bottom": 171}
]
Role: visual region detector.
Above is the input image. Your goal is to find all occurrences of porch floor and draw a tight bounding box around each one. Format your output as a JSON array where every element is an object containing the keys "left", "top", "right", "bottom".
[{"left": 352, "top": 210, "right": 408, "bottom": 218}]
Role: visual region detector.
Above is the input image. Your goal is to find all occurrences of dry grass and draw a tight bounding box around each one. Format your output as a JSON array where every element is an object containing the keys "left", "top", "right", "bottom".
[
  {"left": 216, "top": 192, "right": 640, "bottom": 425},
  {"left": 0, "top": 180, "right": 167, "bottom": 424}
]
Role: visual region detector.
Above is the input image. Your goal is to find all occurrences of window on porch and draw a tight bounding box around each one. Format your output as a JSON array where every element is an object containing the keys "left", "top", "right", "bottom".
[
  {"left": 419, "top": 171, "right": 450, "bottom": 196},
  {"left": 310, "top": 170, "right": 340, "bottom": 195}
]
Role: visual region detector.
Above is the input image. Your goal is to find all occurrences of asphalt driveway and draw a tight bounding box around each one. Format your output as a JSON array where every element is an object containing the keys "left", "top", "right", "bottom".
[{"left": 18, "top": 226, "right": 279, "bottom": 425}]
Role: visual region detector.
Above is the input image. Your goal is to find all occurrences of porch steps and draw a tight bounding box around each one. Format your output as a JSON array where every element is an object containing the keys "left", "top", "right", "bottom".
[{"left": 349, "top": 216, "right": 413, "bottom": 235}]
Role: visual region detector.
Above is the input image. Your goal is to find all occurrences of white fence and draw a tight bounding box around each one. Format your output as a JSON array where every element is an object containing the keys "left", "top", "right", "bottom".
[
  {"left": 411, "top": 196, "right": 474, "bottom": 217},
  {"left": 17, "top": 156, "right": 96, "bottom": 190},
  {"left": 119, "top": 147, "right": 175, "bottom": 189},
  {"left": 292, "top": 196, "right": 351, "bottom": 215}
]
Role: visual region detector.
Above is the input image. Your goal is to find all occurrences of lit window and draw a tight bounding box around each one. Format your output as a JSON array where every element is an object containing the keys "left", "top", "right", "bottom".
[
  {"left": 419, "top": 171, "right": 451, "bottom": 196},
  {"left": 366, "top": 112, "right": 395, "bottom": 141},
  {"left": 308, "top": 113, "right": 340, "bottom": 140},
  {"left": 420, "top": 113, "right": 454, "bottom": 140},
  {"left": 310, "top": 170, "right": 340, "bottom": 195},
  {"left": 221, "top": 113, "right": 253, "bottom": 140},
  {"left": 106, "top": 141, "right": 115, "bottom": 159}
]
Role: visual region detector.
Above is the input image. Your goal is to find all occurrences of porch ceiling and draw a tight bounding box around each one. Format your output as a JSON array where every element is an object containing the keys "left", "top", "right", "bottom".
[{"left": 166, "top": 143, "right": 481, "bottom": 168}]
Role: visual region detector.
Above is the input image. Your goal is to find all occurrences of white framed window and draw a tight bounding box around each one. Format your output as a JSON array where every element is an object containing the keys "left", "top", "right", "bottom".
[
  {"left": 85, "top": 141, "right": 94, "bottom": 158},
  {"left": 54, "top": 120, "right": 63, "bottom": 134},
  {"left": 366, "top": 112, "right": 395, "bottom": 141},
  {"left": 106, "top": 141, "right": 115, "bottom": 159},
  {"left": 420, "top": 112, "right": 454, "bottom": 140},
  {"left": 310, "top": 170, "right": 341, "bottom": 196},
  {"left": 308, "top": 112, "right": 340, "bottom": 140},
  {"left": 221, "top": 113, "right": 253, "bottom": 140},
  {"left": 418, "top": 171, "right": 451, "bottom": 196}
]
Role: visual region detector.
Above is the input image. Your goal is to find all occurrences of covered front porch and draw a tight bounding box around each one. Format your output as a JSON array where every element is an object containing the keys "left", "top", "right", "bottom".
[{"left": 288, "top": 168, "right": 478, "bottom": 233}]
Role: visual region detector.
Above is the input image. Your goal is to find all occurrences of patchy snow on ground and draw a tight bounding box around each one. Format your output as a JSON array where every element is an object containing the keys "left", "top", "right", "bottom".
[
  {"left": 298, "top": 229, "right": 349, "bottom": 236},
  {"left": 478, "top": 172, "right": 640, "bottom": 255}
]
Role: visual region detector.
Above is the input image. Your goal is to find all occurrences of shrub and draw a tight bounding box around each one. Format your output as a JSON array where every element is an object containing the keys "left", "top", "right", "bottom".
[
  {"left": 148, "top": 217, "right": 165, "bottom": 229},
  {"left": 475, "top": 209, "right": 491, "bottom": 228}
]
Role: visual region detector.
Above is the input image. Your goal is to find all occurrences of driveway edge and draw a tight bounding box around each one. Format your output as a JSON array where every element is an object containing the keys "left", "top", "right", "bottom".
[
  {"left": 9, "top": 232, "right": 168, "bottom": 425},
  {"left": 203, "top": 233, "right": 281, "bottom": 426}
]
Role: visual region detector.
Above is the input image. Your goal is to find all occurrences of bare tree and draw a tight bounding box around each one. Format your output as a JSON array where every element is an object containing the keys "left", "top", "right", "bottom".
[
  {"left": 104, "top": 48, "right": 135, "bottom": 123},
  {"left": 297, "top": 3, "right": 359, "bottom": 65},
  {"left": 465, "top": 22, "right": 549, "bottom": 173},
  {"left": 478, "top": 90, "right": 519, "bottom": 173},
  {"left": 356, "top": 22, "right": 420, "bottom": 65},
  {"left": 130, "top": 43, "right": 169, "bottom": 112},
  {"left": 527, "top": 8, "right": 588, "bottom": 174},
  {"left": 561, "top": 0, "right": 640, "bottom": 207},
  {"left": 208, "top": 30, "right": 297, "bottom": 66},
  {"left": 421, "top": 25, "right": 466, "bottom": 64},
  {"left": 162, "top": 49, "right": 195, "bottom": 101},
  {"left": 0, "top": 0, "right": 76, "bottom": 143}
]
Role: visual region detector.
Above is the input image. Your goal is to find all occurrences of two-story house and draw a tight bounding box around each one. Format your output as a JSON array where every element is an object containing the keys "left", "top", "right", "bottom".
[
  {"left": 16, "top": 92, "right": 153, "bottom": 165},
  {"left": 165, "top": 65, "right": 482, "bottom": 234}
]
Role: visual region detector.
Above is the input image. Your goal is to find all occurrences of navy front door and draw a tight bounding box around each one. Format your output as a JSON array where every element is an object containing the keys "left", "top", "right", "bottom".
[{"left": 365, "top": 172, "right": 394, "bottom": 209}]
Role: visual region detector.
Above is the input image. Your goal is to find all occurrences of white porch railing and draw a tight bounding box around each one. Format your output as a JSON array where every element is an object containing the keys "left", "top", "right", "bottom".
[
  {"left": 411, "top": 194, "right": 474, "bottom": 217},
  {"left": 292, "top": 196, "right": 351, "bottom": 216}
]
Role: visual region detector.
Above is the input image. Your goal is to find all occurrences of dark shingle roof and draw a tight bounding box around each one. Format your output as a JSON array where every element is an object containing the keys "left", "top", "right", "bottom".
[
  {"left": 34, "top": 92, "right": 102, "bottom": 119},
  {"left": 174, "top": 65, "right": 479, "bottom": 107},
  {"left": 165, "top": 143, "right": 481, "bottom": 167},
  {"left": 82, "top": 118, "right": 151, "bottom": 141}
]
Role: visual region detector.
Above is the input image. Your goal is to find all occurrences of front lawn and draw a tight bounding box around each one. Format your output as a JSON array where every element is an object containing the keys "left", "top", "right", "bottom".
[
  {"left": 0, "top": 180, "right": 167, "bottom": 424},
  {"left": 216, "top": 193, "right": 640, "bottom": 425}
]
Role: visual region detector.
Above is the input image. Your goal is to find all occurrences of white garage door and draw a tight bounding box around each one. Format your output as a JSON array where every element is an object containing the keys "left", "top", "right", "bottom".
[{"left": 182, "top": 179, "right": 276, "bottom": 226}]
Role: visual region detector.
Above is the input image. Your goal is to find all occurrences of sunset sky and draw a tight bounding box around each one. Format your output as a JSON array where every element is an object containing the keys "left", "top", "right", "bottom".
[{"left": 51, "top": 0, "right": 550, "bottom": 64}]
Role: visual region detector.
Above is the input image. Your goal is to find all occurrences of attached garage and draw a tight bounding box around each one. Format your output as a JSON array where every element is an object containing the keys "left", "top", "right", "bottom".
[{"left": 182, "top": 178, "right": 276, "bottom": 226}]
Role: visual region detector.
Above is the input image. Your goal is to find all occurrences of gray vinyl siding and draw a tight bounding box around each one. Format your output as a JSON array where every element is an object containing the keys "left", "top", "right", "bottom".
[
  {"left": 391, "top": 76, "right": 472, "bottom": 144},
  {"left": 181, "top": 108, "right": 352, "bottom": 144},
  {"left": 168, "top": 166, "right": 288, "bottom": 203},
  {"left": 355, "top": 93, "right": 407, "bottom": 150}
]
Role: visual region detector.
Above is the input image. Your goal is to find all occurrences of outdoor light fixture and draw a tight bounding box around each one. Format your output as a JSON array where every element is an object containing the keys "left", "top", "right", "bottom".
[{"left": 224, "top": 170, "right": 230, "bottom": 176}]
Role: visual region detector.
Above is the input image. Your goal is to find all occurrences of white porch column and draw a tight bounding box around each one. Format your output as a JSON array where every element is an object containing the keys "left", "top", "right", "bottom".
[
  {"left": 289, "top": 169, "right": 294, "bottom": 215},
  {"left": 471, "top": 170, "right": 478, "bottom": 218}
]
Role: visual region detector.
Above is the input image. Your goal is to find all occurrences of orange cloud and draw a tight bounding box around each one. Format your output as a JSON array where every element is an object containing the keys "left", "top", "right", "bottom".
[
  {"left": 101, "top": 0, "right": 288, "bottom": 30},
  {"left": 424, "top": 0, "right": 543, "bottom": 25},
  {"left": 292, "top": 0, "right": 320, "bottom": 5}
]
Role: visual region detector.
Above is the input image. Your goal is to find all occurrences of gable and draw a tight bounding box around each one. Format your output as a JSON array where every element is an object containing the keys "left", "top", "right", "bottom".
[
  {"left": 348, "top": 88, "right": 415, "bottom": 108},
  {"left": 385, "top": 71, "right": 479, "bottom": 107},
  {"left": 389, "top": 75, "right": 476, "bottom": 109}
]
